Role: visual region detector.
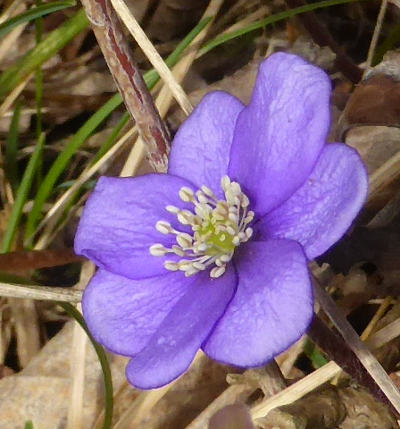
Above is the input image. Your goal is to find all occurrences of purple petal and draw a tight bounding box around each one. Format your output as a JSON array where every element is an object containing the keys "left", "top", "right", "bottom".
[
  {"left": 256, "top": 144, "right": 368, "bottom": 259},
  {"left": 203, "top": 240, "right": 312, "bottom": 367},
  {"left": 74, "top": 174, "right": 194, "bottom": 279},
  {"left": 168, "top": 91, "right": 244, "bottom": 197},
  {"left": 126, "top": 267, "right": 237, "bottom": 389},
  {"left": 82, "top": 269, "right": 191, "bottom": 356},
  {"left": 228, "top": 53, "right": 331, "bottom": 216}
]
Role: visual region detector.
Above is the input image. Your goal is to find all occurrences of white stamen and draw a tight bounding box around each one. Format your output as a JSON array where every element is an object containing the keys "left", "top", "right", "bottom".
[
  {"left": 201, "top": 185, "right": 217, "bottom": 200},
  {"left": 245, "top": 227, "right": 253, "bottom": 239},
  {"left": 156, "top": 221, "right": 172, "bottom": 234},
  {"left": 150, "top": 176, "right": 254, "bottom": 279},
  {"left": 149, "top": 244, "right": 167, "bottom": 256},
  {"left": 164, "top": 261, "right": 179, "bottom": 271},
  {"left": 210, "top": 265, "right": 226, "bottom": 278},
  {"left": 221, "top": 175, "right": 231, "bottom": 190},
  {"left": 176, "top": 233, "right": 193, "bottom": 248},
  {"left": 179, "top": 187, "right": 194, "bottom": 202},
  {"left": 166, "top": 205, "right": 179, "bottom": 213},
  {"left": 172, "top": 245, "right": 185, "bottom": 257}
]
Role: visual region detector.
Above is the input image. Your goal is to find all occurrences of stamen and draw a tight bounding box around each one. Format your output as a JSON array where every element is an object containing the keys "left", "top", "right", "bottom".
[
  {"left": 164, "top": 261, "right": 179, "bottom": 271},
  {"left": 149, "top": 244, "right": 167, "bottom": 256},
  {"left": 166, "top": 205, "right": 180, "bottom": 213},
  {"left": 179, "top": 187, "right": 195, "bottom": 202},
  {"left": 211, "top": 266, "right": 226, "bottom": 278},
  {"left": 150, "top": 176, "right": 254, "bottom": 278},
  {"left": 156, "top": 221, "right": 173, "bottom": 234}
]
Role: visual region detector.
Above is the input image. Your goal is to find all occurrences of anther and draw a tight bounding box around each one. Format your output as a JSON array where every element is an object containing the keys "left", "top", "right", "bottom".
[
  {"left": 156, "top": 221, "right": 172, "bottom": 234},
  {"left": 201, "top": 185, "right": 216, "bottom": 199},
  {"left": 210, "top": 266, "right": 226, "bottom": 278},
  {"left": 245, "top": 227, "right": 253, "bottom": 239},
  {"left": 179, "top": 187, "right": 194, "bottom": 202},
  {"left": 150, "top": 244, "right": 167, "bottom": 256},
  {"left": 176, "top": 233, "right": 193, "bottom": 248},
  {"left": 164, "top": 261, "right": 179, "bottom": 271},
  {"left": 232, "top": 236, "right": 240, "bottom": 246},
  {"left": 193, "top": 262, "right": 206, "bottom": 270},
  {"left": 166, "top": 205, "right": 180, "bottom": 213},
  {"left": 221, "top": 176, "right": 231, "bottom": 189}
]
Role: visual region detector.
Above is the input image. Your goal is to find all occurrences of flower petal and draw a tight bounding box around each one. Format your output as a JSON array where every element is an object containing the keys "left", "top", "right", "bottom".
[
  {"left": 203, "top": 240, "right": 312, "bottom": 367},
  {"left": 82, "top": 269, "right": 191, "bottom": 356},
  {"left": 168, "top": 91, "right": 244, "bottom": 197},
  {"left": 228, "top": 53, "right": 331, "bottom": 215},
  {"left": 126, "top": 267, "right": 237, "bottom": 389},
  {"left": 74, "top": 174, "right": 194, "bottom": 279},
  {"left": 256, "top": 144, "right": 368, "bottom": 259}
]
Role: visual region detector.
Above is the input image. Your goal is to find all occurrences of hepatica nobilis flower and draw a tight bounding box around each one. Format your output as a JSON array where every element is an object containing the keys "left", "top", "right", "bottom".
[{"left": 75, "top": 53, "right": 368, "bottom": 389}]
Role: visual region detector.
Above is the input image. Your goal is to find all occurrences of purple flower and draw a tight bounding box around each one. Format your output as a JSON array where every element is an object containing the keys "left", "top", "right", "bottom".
[{"left": 74, "top": 53, "right": 368, "bottom": 389}]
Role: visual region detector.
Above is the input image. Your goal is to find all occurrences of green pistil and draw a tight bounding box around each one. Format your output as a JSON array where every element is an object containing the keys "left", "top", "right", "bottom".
[{"left": 198, "top": 220, "right": 236, "bottom": 255}]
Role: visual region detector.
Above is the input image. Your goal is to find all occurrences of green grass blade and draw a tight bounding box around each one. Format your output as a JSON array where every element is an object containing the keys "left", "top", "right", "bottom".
[
  {"left": 2, "top": 134, "right": 45, "bottom": 253},
  {"left": 0, "top": 1, "right": 76, "bottom": 39},
  {"left": 0, "top": 8, "right": 88, "bottom": 98},
  {"left": 200, "top": 0, "right": 371, "bottom": 56},
  {"left": 24, "top": 16, "right": 212, "bottom": 244},
  {"left": 24, "top": 421, "right": 34, "bottom": 429},
  {"left": 24, "top": 94, "right": 123, "bottom": 243},
  {"left": 304, "top": 339, "right": 329, "bottom": 368},
  {"left": 5, "top": 102, "right": 22, "bottom": 193},
  {"left": 91, "top": 112, "right": 130, "bottom": 165},
  {"left": 60, "top": 302, "right": 113, "bottom": 429}
]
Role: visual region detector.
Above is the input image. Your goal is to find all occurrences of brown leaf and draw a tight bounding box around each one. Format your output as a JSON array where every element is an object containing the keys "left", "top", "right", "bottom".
[
  {"left": 339, "top": 52, "right": 400, "bottom": 139},
  {"left": 0, "top": 248, "right": 83, "bottom": 274}
]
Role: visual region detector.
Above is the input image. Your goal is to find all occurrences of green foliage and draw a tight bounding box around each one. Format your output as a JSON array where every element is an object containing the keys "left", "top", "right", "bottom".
[
  {"left": 0, "top": 1, "right": 76, "bottom": 38},
  {"left": 0, "top": 9, "right": 89, "bottom": 98}
]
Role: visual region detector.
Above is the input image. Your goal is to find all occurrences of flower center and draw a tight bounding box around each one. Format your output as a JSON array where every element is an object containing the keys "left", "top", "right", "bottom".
[{"left": 149, "top": 176, "right": 254, "bottom": 278}]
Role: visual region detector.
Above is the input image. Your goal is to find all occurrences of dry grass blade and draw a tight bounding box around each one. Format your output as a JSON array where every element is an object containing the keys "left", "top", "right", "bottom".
[
  {"left": 67, "top": 306, "right": 87, "bottom": 429},
  {"left": 0, "top": 0, "right": 24, "bottom": 24},
  {"left": 0, "top": 73, "right": 33, "bottom": 119},
  {"left": 313, "top": 279, "right": 400, "bottom": 414},
  {"left": 120, "top": 0, "right": 223, "bottom": 177},
  {"left": 111, "top": 0, "right": 193, "bottom": 115},
  {"left": 216, "top": 6, "right": 270, "bottom": 38},
  {"left": 367, "top": 318, "right": 400, "bottom": 350},
  {"left": 251, "top": 361, "right": 341, "bottom": 419},
  {"left": 365, "top": 0, "right": 388, "bottom": 71},
  {"left": 0, "top": 3, "right": 26, "bottom": 62},
  {"left": 368, "top": 149, "right": 400, "bottom": 199},
  {"left": 361, "top": 296, "right": 392, "bottom": 341},
  {"left": 67, "top": 263, "right": 94, "bottom": 429},
  {"left": 0, "top": 283, "right": 82, "bottom": 302}
]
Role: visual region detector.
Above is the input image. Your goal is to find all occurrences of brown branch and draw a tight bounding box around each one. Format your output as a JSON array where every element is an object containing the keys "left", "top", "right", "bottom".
[
  {"left": 80, "top": 0, "right": 170, "bottom": 172},
  {"left": 284, "top": 0, "right": 363, "bottom": 83}
]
